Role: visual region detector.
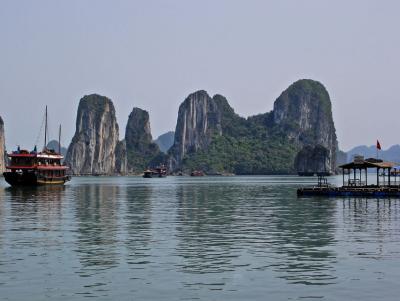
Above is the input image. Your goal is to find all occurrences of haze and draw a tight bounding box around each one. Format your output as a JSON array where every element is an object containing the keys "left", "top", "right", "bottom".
[{"left": 1, "top": 0, "right": 399, "bottom": 152}]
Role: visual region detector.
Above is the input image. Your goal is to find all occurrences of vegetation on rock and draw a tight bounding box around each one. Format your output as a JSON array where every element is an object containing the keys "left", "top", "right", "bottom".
[
  {"left": 65, "top": 79, "right": 338, "bottom": 175},
  {"left": 170, "top": 79, "right": 338, "bottom": 174}
]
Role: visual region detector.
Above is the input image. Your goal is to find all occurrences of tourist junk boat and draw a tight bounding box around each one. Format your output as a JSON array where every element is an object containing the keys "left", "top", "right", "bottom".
[
  {"left": 3, "top": 107, "right": 70, "bottom": 186},
  {"left": 297, "top": 156, "right": 400, "bottom": 197},
  {"left": 143, "top": 165, "right": 168, "bottom": 178}
]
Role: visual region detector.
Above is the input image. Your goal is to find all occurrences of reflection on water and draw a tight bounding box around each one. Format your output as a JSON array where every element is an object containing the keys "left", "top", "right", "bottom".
[
  {"left": 175, "top": 184, "right": 239, "bottom": 274},
  {"left": 270, "top": 192, "right": 337, "bottom": 285},
  {"left": 341, "top": 198, "right": 400, "bottom": 260},
  {"left": 74, "top": 184, "right": 120, "bottom": 272},
  {"left": 175, "top": 183, "right": 338, "bottom": 286},
  {"left": 0, "top": 176, "right": 400, "bottom": 300},
  {"left": 0, "top": 187, "right": 4, "bottom": 270},
  {"left": 124, "top": 186, "right": 152, "bottom": 265},
  {"left": 6, "top": 186, "right": 65, "bottom": 246}
]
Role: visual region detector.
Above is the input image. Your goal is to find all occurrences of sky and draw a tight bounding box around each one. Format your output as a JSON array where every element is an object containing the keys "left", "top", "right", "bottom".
[{"left": 0, "top": 0, "right": 399, "bottom": 152}]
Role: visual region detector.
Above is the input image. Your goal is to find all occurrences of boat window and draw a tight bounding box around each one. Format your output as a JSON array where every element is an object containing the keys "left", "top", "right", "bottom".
[{"left": 12, "top": 157, "right": 34, "bottom": 166}]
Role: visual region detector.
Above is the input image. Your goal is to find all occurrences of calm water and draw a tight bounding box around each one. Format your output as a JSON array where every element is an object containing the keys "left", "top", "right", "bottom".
[{"left": 0, "top": 176, "right": 400, "bottom": 300}]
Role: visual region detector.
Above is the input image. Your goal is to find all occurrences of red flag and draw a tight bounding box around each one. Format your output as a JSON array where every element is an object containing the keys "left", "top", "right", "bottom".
[{"left": 377, "top": 140, "right": 381, "bottom": 150}]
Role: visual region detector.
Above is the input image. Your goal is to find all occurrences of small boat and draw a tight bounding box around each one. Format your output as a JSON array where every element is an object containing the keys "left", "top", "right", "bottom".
[
  {"left": 3, "top": 107, "right": 70, "bottom": 186},
  {"left": 142, "top": 165, "right": 168, "bottom": 178},
  {"left": 143, "top": 169, "right": 153, "bottom": 178},
  {"left": 190, "top": 170, "right": 205, "bottom": 177},
  {"left": 298, "top": 172, "right": 315, "bottom": 176}
]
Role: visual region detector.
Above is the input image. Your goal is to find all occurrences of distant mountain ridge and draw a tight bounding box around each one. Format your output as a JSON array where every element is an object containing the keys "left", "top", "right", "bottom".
[
  {"left": 46, "top": 140, "right": 67, "bottom": 156},
  {"left": 154, "top": 131, "right": 174, "bottom": 153},
  {"left": 346, "top": 145, "right": 400, "bottom": 163}
]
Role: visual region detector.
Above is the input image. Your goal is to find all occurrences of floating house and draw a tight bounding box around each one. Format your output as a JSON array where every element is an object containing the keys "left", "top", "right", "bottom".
[{"left": 297, "top": 156, "right": 400, "bottom": 197}]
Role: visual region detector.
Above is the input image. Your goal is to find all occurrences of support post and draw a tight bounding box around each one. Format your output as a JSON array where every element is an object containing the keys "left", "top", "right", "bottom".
[
  {"left": 383, "top": 169, "right": 386, "bottom": 186},
  {"left": 342, "top": 168, "right": 345, "bottom": 186},
  {"left": 377, "top": 168, "right": 380, "bottom": 187}
]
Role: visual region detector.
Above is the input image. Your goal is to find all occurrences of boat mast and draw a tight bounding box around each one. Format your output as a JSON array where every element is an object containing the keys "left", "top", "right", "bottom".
[
  {"left": 44, "top": 105, "right": 48, "bottom": 150},
  {"left": 58, "top": 124, "right": 61, "bottom": 154}
]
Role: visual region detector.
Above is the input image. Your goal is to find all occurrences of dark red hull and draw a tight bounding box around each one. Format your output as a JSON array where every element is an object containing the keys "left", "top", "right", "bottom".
[{"left": 3, "top": 171, "right": 70, "bottom": 186}]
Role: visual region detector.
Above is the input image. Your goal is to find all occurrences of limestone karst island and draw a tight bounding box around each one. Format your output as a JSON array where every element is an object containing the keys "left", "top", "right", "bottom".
[
  {"left": 0, "top": 79, "right": 339, "bottom": 180},
  {"left": 3, "top": 78, "right": 399, "bottom": 198}
]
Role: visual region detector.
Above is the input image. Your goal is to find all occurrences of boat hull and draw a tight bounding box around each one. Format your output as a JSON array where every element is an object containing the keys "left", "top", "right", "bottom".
[
  {"left": 143, "top": 173, "right": 166, "bottom": 178},
  {"left": 3, "top": 171, "right": 70, "bottom": 186}
]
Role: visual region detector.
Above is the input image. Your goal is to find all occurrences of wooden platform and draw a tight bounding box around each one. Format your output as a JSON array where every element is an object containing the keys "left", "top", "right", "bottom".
[
  {"left": 299, "top": 157, "right": 400, "bottom": 198},
  {"left": 297, "top": 186, "right": 400, "bottom": 197}
]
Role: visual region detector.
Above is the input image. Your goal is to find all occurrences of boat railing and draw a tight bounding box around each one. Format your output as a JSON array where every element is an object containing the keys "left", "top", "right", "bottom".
[{"left": 37, "top": 174, "right": 69, "bottom": 180}]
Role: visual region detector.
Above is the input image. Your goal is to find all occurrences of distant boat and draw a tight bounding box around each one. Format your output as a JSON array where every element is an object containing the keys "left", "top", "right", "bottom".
[
  {"left": 190, "top": 170, "right": 205, "bottom": 177},
  {"left": 143, "top": 165, "right": 168, "bottom": 178},
  {"left": 143, "top": 169, "right": 153, "bottom": 178},
  {"left": 297, "top": 172, "right": 315, "bottom": 176},
  {"left": 3, "top": 106, "right": 71, "bottom": 186}
]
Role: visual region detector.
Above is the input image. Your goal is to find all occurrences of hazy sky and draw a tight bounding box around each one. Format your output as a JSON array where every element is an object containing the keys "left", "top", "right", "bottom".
[{"left": 1, "top": 0, "right": 399, "bottom": 151}]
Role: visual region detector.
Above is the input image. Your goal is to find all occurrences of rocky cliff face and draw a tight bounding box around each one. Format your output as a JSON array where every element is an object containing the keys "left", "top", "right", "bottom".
[
  {"left": 65, "top": 94, "right": 119, "bottom": 175},
  {"left": 169, "top": 90, "right": 227, "bottom": 169},
  {"left": 294, "top": 145, "right": 332, "bottom": 175},
  {"left": 115, "top": 140, "right": 127, "bottom": 174},
  {"left": 125, "top": 108, "right": 162, "bottom": 173},
  {"left": 0, "top": 116, "right": 5, "bottom": 173},
  {"left": 272, "top": 79, "right": 338, "bottom": 173},
  {"left": 170, "top": 79, "right": 338, "bottom": 174}
]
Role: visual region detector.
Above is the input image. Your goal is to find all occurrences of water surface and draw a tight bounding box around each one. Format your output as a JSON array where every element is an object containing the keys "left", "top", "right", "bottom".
[{"left": 0, "top": 176, "right": 399, "bottom": 300}]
